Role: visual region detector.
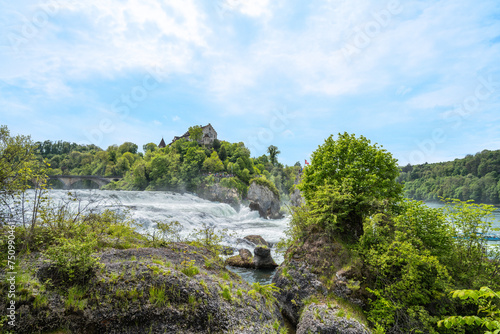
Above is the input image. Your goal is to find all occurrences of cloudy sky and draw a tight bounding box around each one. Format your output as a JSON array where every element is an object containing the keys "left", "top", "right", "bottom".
[{"left": 1, "top": 0, "right": 499, "bottom": 166}]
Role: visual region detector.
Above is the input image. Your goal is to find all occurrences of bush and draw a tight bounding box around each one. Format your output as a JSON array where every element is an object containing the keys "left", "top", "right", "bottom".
[{"left": 44, "top": 234, "right": 100, "bottom": 285}]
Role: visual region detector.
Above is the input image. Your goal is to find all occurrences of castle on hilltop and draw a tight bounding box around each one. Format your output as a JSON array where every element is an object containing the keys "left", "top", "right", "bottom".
[{"left": 158, "top": 123, "right": 217, "bottom": 148}]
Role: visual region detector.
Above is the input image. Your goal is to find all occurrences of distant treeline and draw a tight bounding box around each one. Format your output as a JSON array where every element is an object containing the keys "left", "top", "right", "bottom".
[
  {"left": 35, "top": 138, "right": 301, "bottom": 200},
  {"left": 398, "top": 149, "right": 500, "bottom": 204}
]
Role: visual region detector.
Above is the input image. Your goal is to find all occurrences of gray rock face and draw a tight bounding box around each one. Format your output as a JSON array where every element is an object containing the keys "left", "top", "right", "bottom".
[
  {"left": 290, "top": 174, "right": 305, "bottom": 207},
  {"left": 243, "top": 235, "right": 270, "bottom": 248},
  {"left": 239, "top": 248, "right": 253, "bottom": 261},
  {"left": 197, "top": 183, "right": 241, "bottom": 210},
  {"left": 296, "top": 303, "right": 371, "bottom": 334},
  {"left": 272, "top": 260, "right": 327, "bottom": 325},
  {"left": 226, "top": 246, "right": 279, "bottom": 270},
  {"left": 253, "top": 246, "right": 278, "bottom": 269},
  {"left": 10, "top": 245, "right": 285, "bottom": 334},
  {"left": 247, "top": 182, "right": 281, "bottom": 219},
  {"left": 225, "top": 248, "right": 254, "bottom": 268}
]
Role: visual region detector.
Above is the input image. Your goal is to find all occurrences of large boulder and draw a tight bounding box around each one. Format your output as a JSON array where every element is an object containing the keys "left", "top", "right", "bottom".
[
  {"left": 226, "top": 247, "right": 278, "bottom": 270},
  {"left": 296, "top": 303, "right": 371, "bottom": 334},
  {"left": 196, "top": 183, "right": 241, "bottom": 210},
  {"left": 226, "top": 248, "right": 254, "bottom": 268},
  {"left": 243, "top": 235, "right": 270, "bottom": 248},
  {"left": 247, "top": 181, "right": 281, "bottom": 219},
  {"left": 253, "top": 246, "right": 278, "bottom": 269}
]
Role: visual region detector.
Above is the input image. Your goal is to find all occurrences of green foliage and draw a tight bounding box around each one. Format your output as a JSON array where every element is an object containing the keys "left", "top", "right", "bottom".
[
  {"left": 0, "top": 125, "right": 49, "bottom": 243},
  {"left": 438, "top": 287, "right": 500, "bottom": 334},
  {"left": 267, "top": 145, "right": 281, "bottom": 166},
  {"left": 189, "top": 223, "right": 228, "bottom": 259},
  {"left": 34, "top": 131, "right": 300, "bottom": 199},
  {"left": 44, "top": 234, "right": 100, "bottom": 285},
  {"left": 188, "top": 125, "right": 203, "bottom": 142},
  {"left": 297, "top": 132, "right": 402, "bottom": 242},
  {"left": 118, "top": 142, "right": 138, "bottom": 155},
  {"left": 220, "top": 285, "right": 232, "bottom": 302},
  {"left": 150, "top": 220, "right": 183, "bottom": 245},
  {"left": 359, "top": 199, "right": 500, "bottom": 333},
  {"left": 251, "top": 282, "right": 280, "bottom": 301},
  {"left": 65, "top": 286, "right": 88, "bottom": 311},
  {"left": 399, "top": 149, "right": 500, "bottom": 204},
  {"left": 203, "top": 151, "right": 224, "bottom": 173},
  {"left": 180, "top": 259, "right": 200, "bottom": 277},
  {"left": 220, "top": 177, "right": 248, "bottom": 197},
  {"left": 149, "top": 285, "right": 168, "bottom": 307},
  {"left": 143, "top": 142, "right": 157, "bottom": 153}
]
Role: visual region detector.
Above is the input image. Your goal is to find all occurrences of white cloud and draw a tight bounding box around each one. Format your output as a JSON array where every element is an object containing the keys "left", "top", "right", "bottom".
[
  {"left": 0, "top": 0, "right": 211, "bottom": 95},
  {"left": 234, "top": 0, "right": 271, "bottom": 18}
]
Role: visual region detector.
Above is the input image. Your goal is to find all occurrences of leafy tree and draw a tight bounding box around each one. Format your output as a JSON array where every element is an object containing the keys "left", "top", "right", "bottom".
[
  {"left": 116, "top": 157, "right": 130, "bottom": 176},
  {"left": 118, "top": 142, "right": 138, "bottom": 155},
  {"left": 211, "top": 138, "right": 221, "bottom": 151},
  {"left": 143, "top": 142, "right": 157, "bottom": 153},
  {"left": 267, "top": 145, "right": 281, "bottom": 166},
  {"left": 1, "top": 125, "right": 40, "bottom": 203},
  {"left": 218, "top": 145, "right": 227, "bottom": 161},
  {"left": 400, "top": 149, "right": 500, "bottom": 204},
  {"left": 188, "top": 125, "right": 203, "bottom": 142},
  {"left": 0, "top": 125, "right": 49, "bottom": 250},
  {"left": 203, "top": 151, "right": 224, "bottom": 173},
  {"left": 299, "top": 132, "right": 402, "bottom": 241}
]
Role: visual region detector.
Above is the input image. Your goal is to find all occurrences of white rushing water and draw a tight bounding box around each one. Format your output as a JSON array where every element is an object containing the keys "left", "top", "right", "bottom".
[
  {"left": 21, "top": 190, "right": 500, "bottom": 284},
  {"left": 40, "top": 189, "right": 290, "bottom": 265}
]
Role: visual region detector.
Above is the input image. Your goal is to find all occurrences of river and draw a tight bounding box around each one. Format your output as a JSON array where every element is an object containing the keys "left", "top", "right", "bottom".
[
  {"left": 425, "top": 201, "right": 500, "bottom": 242},
  {"left": 25, "top": 190, "right": 500, "bottom": 284},
  {"left": 40, "top": 189, "right": 290, "bottom": 284}
]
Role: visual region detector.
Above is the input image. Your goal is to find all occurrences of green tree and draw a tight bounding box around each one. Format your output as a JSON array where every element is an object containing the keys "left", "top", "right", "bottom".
[
  {"left": 203, "top": 151, "right": 224, "bottom": 173},
  {"left": 267, "top": 145, "right": 281, "bottom": 166},
  {"left": 299, "top": 132, "right": 402, "bottom": 241},
  {"left": 118, "top": 142, "right": 138, "bottom": 155},
  {"left": 0, "top": 125, "right": 48, "bottom": 248},
  {"left": 188, "top": 125, "right": 203, "bottom": 142},
  {"left": 218, "top": 145, "right": 228, "bottom": 162},
  {"left": 143, "top": 142, "right": 157, "bottom": 153}
]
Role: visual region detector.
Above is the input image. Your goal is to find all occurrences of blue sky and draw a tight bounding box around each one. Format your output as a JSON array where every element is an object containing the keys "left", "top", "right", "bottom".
[{"left": 1, "top": 0, "right": 499, "bottom": 166}]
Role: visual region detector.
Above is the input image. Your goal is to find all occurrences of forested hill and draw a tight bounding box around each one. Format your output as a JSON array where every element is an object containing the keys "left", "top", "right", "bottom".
[
  {"left": 35, "top": 138, "right": 301, "bottom": 201},
  {"left": 398, "top": 149, "right": 500, "bottom": 204}
]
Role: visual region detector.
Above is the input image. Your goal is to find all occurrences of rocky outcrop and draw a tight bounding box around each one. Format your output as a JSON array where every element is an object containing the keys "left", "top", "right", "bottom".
[
  {"left": 226, "top": 246, "right": 278, "bottom": 270},
  {"left": 247, "top": 182, "right": 281, "bottom": 219},
  {"left": 272, "top": 260, "right": 327, "bottom": 326},
  {"left": 296, "top": 303, "right": 371, "bottom": 334},
  {"left": 196, "top": 183, "right": 241, "bottom": 210},
  {"left": 225, "top": 248, "right": 254, "bottom": 268},
  {"left": 290, "top": 174, "right": 305, "bottom": 207},
  {"left": 5, "top": 245, "right": 286, "bottom": 334},
  {"left": 243, "top": 235, "right": 270, "bottom": 248},
  {"left": 253, "top": 246, "right": 278, "bottom": 269}
]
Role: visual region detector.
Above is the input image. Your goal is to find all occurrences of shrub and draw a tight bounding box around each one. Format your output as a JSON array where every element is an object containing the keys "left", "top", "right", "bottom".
[{"left": 44, "top": 234, "right": 100, "bottom": 285}]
